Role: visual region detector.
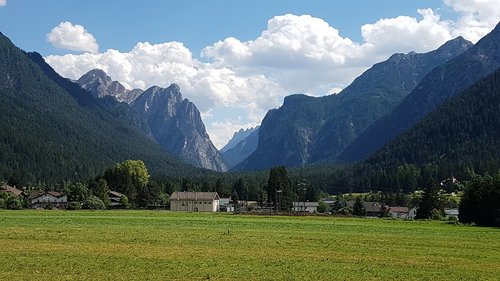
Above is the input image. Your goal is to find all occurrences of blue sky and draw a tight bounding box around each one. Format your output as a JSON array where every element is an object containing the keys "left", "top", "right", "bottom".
[
  {"left": 2, "top": 0, "right": 447, "bottom": 56},
  {"left": 1, "top": 0, "right": 499, "bottom": 148}
]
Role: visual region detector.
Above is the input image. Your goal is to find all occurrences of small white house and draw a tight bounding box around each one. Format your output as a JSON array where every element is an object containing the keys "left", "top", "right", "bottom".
[
  {"left": 389, "top": 206, "right": 417, "bottom": 219},
  {"left": 169, "top": 192, "right": 220, "bottom": 212},
  {"left": 29, "top": 191, "right": 67, "bottom": 209},
  {"left": 293, "top": 201, "right": 319, "bottom": 213}
]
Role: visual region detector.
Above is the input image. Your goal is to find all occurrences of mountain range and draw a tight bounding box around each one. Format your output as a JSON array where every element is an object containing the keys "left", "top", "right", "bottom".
[
  {"left": 234, "top": 35, "right": 474, "bottom": 171},
  {"left": 1, "top": 20, "right": 499, "bottom": 184},
  {"left": 76, "top": 69, "right": 227, "bottom": 172},
  {"left": 339, "top": 22, "right": 500, "bottom": 163}
]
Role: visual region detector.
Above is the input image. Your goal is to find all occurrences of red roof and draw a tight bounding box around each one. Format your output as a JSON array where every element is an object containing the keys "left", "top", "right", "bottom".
[
  {"left": 29, "top": 191, "right": 65, "bottom": 199},
  {"left": 1, "top": 185, "right": 24, "bottom": 196}
]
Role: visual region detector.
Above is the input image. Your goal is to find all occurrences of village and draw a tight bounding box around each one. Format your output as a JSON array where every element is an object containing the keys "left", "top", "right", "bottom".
[{"left": 1, "top": 183, "right": 461, "bottom": 220}]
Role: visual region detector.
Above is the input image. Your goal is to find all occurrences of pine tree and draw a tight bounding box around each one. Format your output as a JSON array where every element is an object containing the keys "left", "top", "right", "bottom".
[
  {"left": 353, "top": 197, "right": 366, "bottom": 216},
  {"left": 416, "top": 180, "right": 444, "bottom": 219}
]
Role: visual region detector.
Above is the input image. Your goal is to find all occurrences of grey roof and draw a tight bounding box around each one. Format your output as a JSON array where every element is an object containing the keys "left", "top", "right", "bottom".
[{"left": 169, "top": 192, "right": 219, "bottom": 201}]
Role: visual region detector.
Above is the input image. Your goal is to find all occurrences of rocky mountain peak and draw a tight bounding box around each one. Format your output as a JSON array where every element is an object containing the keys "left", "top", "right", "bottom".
[
  {"left": 77, "top": 69, "right": 142, "bottom": 103},
  {"left": 434, "top": 36, "right": 473, "bottom": 58}
]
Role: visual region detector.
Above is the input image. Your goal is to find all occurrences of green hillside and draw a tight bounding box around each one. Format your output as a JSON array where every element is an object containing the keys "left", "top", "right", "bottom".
[
  {"left": 0, "top": 32, "right": 202, "bottom": 184},
  {"left": 367, "top": 68, "right": 500, "bottom": 173}
]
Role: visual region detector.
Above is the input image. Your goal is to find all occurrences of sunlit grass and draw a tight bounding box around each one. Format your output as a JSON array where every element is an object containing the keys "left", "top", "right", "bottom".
[{"left": 0, "top": 210, "right": 498, "bottom": 280}]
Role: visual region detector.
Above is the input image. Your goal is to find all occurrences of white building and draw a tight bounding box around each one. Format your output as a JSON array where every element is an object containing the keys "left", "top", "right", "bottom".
[
  {"left": 29, "top": 191, "right": 67, "bottom": 209},
  {"left": 389, "top": 206, "right": 417, "bottom": 219},
  {"left": 293, "top": 201, "right": 319, "bottom": 213},
  {"left": 169, "top": 192, "right": 220, "bottom": 212}
]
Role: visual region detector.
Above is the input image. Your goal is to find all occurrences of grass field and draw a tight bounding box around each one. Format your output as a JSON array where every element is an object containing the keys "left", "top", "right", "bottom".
[{"left": 0, "top": 210, "right": 499, "bottom": 280}]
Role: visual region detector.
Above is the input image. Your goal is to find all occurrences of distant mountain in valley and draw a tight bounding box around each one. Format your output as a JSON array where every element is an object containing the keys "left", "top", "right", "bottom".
[
  {"left": 0, "top": 32, "right": 200, "bottom": 183},
  {"left": 221, "top": 126, "right": 259, "bottom": 153},
  {"left": 234, "top": 36, "right": 473, "bottom": 171},
  {"left": 221, "top": 127, "right": 259, "bottom": 168},
  {"left": 339, "top": 22, "right": 500, "bottom": 163}
]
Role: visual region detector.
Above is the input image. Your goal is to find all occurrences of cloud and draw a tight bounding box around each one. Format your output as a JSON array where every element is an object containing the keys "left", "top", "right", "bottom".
[
  {"left": 0, "top": 0, "right": 6, "bottom": 7},
  {"left": 47, "top": 21, "right": 99, "bottom": 53},
  {"left": 45, "top": 2, "right": 500, "bottom": 148},
  {"left": 361, "top": 9, "right": 453, "bottom": 55},
  {"left": 445, "top": 0, "right": 500, "bottom": 42}
]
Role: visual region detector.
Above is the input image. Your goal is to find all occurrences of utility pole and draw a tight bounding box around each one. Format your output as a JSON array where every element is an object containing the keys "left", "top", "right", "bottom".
[
  {"left": 297, "top": 179, "right": 307, "bottom": 213},
  {"left": 276, "top": 190, "right": 282, "bottom": 212}
]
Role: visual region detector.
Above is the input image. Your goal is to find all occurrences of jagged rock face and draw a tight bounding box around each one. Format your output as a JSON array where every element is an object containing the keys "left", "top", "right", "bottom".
[
  {"left": 132, "top": 84, "right": 228, "bottom": 172},
  {"left": 77, "top": 69, "right": 143, "bottom": 103},
  {"left": 234, "top": 36, "right": 473, "bottom": 171}
]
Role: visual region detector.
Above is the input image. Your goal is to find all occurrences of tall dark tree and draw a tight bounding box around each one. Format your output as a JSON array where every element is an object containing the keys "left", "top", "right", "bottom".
[
  {"left": 459, "top": 174, "right": 500, "bottom": 227},
  {"left": 415, "top": 181, "right": 444, "bottom": 219},
  {"left": 89, "top": 178, "right": 110, "bottom": 207},
  {"left": 267, "top": 166, "right": 295, "bottom": 211},
  {"left": 353, "top": 197, "right": 366, "bottom": 216}
]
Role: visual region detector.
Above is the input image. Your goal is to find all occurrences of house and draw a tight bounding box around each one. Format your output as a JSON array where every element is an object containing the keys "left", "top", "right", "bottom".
[
  {"left": 29, "top": 191, "right": 67, "bottom": 209},
  {"left": 346, "top": 201, "right": 390, "bottom": 217},
  {"left": 169, "top": 191, "right": 220, "bottom": 212},
  {"left": 109, "top": 190, "right": 125, "bottom": 207},
  {"left": 364, "top": 202, "right": 385, "bottom": 217},
  {"left": 389, "top": 206, "right": 417, "bottom": 219},
  {"left": 293, "top": 201, "right": 319, "bottom": 213},
  {"left": 1, "top": 184, "right": 27, "bottom": 198},
  {"left": 218, "top": 193, "right": 233, "bottom": 212}
]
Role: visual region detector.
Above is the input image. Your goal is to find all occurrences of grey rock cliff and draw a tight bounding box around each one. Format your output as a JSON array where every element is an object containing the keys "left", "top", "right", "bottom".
[{"left": 132, "top": 84, "right": 228, "bottom": 172}]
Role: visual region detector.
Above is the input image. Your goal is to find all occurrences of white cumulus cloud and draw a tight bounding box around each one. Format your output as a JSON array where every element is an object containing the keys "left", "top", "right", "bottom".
[
  {"left": 45, "top": 1, "right": 500, "bottom": 148},
  {"left": 47, "top": 21, "right": 99, "bottom": 53},
  {"left": 445, "top": 0, "right": 500, "bottom": 42},
  {"left": 0, "top": 0, "right": 6, "bottom": 7}
]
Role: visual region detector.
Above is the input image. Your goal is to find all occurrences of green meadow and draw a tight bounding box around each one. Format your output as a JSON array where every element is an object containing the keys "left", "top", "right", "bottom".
[{"left": 0, "top": 210, "right": 498, "bottom": 280}]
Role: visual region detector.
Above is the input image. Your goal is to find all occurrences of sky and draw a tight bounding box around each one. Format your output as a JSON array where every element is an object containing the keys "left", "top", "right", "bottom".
[{"left": 1, "top": 0, "right": 500, "bottom": 148}]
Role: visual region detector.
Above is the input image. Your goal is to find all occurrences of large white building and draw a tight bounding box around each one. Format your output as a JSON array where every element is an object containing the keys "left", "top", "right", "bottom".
[{"left": 169, "top": 192, "right": 220, "bottom": 212}]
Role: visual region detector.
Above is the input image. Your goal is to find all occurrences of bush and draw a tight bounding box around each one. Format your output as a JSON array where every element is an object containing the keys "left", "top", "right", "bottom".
[
  {"left": 67, "top": 201, "right": 82, "bottom": 210},
  {"left": 119, "top": 195, "right": 130, "bottom": 209},
  {"left": 6, "top": 196, "right": 22, "bottom": 210},
  {"left": 0, "top": 198, "right": 5, "bottom": 209},
  {"left": 84, "top": 195, "right": 106, "bottom": 210},
  {"left": 337, "top": 206, "right": 353, "bottom": 216},
  {"left": 431, "top": 208, "right": 444, "bottom": 220},
  {"left": 317, "top": 201, "right": 329, "bottom": 213}
]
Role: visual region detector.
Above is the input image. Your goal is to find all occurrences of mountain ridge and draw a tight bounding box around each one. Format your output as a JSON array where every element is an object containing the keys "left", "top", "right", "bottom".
[
  {"left": 339, "top": 22, "right": 500, "bottom": 163},
  {"left": 234, "top": 36, "right": 473, "bottom": 171}
]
